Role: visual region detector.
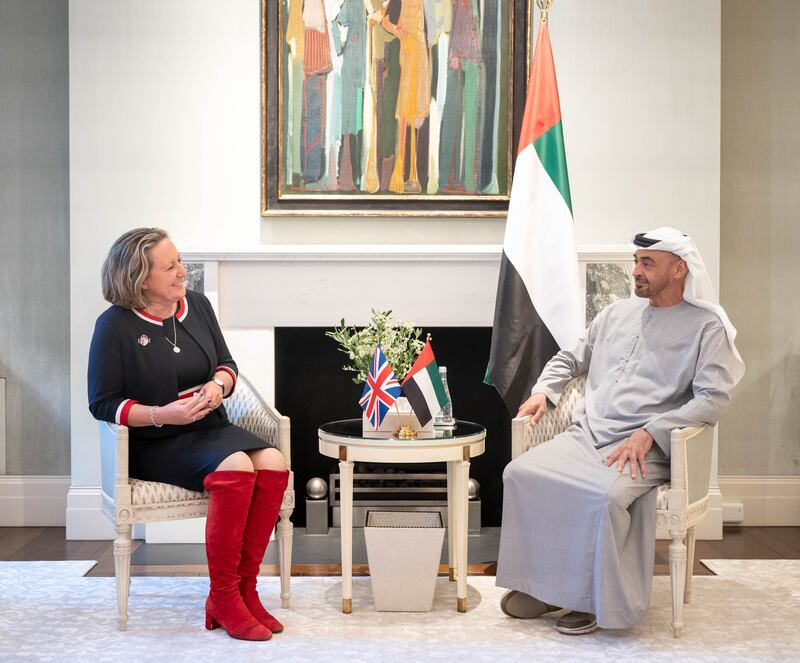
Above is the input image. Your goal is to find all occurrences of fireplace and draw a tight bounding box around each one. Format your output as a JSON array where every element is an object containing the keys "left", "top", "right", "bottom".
[
  {"left": 153, "top": 244, "right": 660, "bottom": 543},
  {"left": 274, "top": 326, "right": 511, "bottom": 528},
  {"left": 325, "top": 469, "right": 481, "bottom": 532}
]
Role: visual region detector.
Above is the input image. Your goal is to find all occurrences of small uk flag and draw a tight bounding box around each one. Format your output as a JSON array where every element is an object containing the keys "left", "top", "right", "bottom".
[{"left": 358, "top": 344, "right": 401, "bottom": 428}]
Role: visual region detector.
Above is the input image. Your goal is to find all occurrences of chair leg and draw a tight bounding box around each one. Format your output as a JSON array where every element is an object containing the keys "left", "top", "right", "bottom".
[
  {"left": 277, "top": 506, "right": 294, "bottom": 609},
  {"left": 668, "top": 528, "right": 687, "bottom": 638},
  {"left": 684, "top": 526, "right": 696, "bottom": 604},
  {"left": 113, "top": 522, "right": 132, "bottom": 632}
]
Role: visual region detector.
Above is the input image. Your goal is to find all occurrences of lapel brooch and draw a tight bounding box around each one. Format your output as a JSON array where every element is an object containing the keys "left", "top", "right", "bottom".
[{"left": 137, "top": 334, "right": 151, "bottom": 347}]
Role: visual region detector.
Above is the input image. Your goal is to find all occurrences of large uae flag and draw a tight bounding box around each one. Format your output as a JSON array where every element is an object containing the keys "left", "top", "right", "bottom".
[{"left": 486, "top": 15, "right": 582, "bottom": 416}]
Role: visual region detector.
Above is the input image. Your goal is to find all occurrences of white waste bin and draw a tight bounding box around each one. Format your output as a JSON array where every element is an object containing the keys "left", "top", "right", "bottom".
[{"left": 364, "top": 510, "right": 445, "bottom": 612}]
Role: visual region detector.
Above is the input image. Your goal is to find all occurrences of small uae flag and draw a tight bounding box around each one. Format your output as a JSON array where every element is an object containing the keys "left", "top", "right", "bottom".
[
  {"left": 401, "top": 340, "right": 448, "bottom": 427},
  {"left": 486, "top": 8, "right": 582, "bottom": 415}
]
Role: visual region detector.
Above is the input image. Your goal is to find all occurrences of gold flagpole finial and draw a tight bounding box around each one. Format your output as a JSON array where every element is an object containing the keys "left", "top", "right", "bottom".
[
  {"left": 426, "top": 333, "right": 432, "bottom": 342},
  {"left": 537, "top": 0, "right": 553, "bottom": 23}
]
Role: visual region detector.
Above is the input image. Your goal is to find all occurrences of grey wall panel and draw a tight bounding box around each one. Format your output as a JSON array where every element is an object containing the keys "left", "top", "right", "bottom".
[
  {"left": 0, "top": 0, "right": 70, "bottom": 475},
  {"left": 720, "top": 0, "right": 800, "bottom": 475},
  {"left": 0, "top": 378, "right": 6, "bottom": 474}
]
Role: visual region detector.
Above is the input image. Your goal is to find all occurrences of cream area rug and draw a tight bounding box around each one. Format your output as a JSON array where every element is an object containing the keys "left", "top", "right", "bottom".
[{"left": 0, "top": 560, "right": 797, "bottom": 662}]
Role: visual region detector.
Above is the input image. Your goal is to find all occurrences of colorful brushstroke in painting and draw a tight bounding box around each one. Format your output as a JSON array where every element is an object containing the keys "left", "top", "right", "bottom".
[{"left": 282, "top": 0, "right": 509, "bottom": 197}]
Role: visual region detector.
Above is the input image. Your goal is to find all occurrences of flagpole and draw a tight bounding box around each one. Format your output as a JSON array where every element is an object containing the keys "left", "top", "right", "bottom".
[
  {"left": 395, "top": 380, "right": 410, "bottom": 437},
  {"left": 536, "top": 0, "right": 552, "bottom": 24},
  {"left": 531, "top": 0, "right": 553, "bottom": 72}
]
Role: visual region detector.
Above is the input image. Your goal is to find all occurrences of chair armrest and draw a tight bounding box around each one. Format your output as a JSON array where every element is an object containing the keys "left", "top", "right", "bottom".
[
  {"left": 510, "top": 376, "right": 587, "bottom": 460},
  {"left": 99, "top": 421, "right": 132, "bottom": 513},
  {"left": 511, "top": 414, "right": 553, "bottom": 459},
  {"left": 226, "top": 374, "right": 292, "bottom": 468},
  {"left": 669, "top": 424, "right": 714, "bottom": 508},
  {"left": 511, "top": 415, "right": 530, "bottom": 460}
]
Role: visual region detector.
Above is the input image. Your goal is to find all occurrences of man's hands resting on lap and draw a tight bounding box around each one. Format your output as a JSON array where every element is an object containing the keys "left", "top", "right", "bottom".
[
  {"left": 605, "top": 428, "right": 654, "bottom": 480},
  {"left": 518, "top": 392, "right": 655, "bottom": 481}
]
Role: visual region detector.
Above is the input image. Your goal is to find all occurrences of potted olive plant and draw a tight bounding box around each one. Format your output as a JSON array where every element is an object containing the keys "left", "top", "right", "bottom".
[{"left": 326, "top": 310, "right": 428, "bottom": 434}]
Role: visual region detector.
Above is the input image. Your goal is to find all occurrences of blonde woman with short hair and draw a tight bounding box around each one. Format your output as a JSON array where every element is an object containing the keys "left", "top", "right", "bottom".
[{"left": 89, "top": 228, "right": 288, "bottom": 642}]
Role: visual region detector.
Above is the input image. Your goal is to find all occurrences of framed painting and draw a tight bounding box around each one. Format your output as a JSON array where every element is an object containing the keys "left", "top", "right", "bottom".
[{"left": 261, "top": 0, "right": 532, "bottom": 217}]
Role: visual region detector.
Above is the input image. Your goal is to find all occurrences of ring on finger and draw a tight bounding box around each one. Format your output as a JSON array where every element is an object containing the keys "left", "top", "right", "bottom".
[{"left": 191, "top": 415, "right": 196, "bottom": 422}]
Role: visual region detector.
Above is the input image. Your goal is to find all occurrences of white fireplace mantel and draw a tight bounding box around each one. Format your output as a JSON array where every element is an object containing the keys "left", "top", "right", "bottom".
[
  {"left": 141, "top": 243, "right": 719, "bottom": 543},
  {"left": 181, "top": 243, "right": 633, "bottom": 263},
  {"left": 180, "top": 243, "right": 634, "bottom": 329}
]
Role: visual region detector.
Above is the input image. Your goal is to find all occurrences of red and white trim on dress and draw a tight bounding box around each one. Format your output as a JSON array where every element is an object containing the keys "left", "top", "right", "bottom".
[
  {"left": 176, "top": 296, "right": 188, "bottom": 322},
  {"left": 178, "top": 384, "right": 204, "bottom": 400},
  {"left": 115, "top": 399, "right": 137, "bottom": 426},
  {"left": 215, "top": 365, "right": 237, "bottom": 387},
  {"left": 133, "top": 308, "right": 163, "bottom": 326},
  {"left": 133, "top": 296, "right": 188, "bottom": 326}
]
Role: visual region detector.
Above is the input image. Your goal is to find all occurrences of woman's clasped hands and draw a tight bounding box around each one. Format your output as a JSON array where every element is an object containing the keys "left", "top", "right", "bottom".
[{"left": 157, "top": 391, "right": 216, "bottom": 425}]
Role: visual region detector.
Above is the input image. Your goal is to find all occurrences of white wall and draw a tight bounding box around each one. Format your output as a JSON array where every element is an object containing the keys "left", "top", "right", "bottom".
[
  {"left": 69, "top": 0, "right": 261, "bottom": 487},
  {"left": 68, "top": 0, "right": 722, "bottom": 531},
  {"left": 551, "top": 0, "right": 721, "bottom": 285},
  {"left": 262, "top": 1, "right": 722, "bottom": 286}
]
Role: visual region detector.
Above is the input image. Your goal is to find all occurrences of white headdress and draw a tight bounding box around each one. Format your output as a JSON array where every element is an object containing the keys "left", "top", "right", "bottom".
[{"left": 632, "top": 227, "right": 743, "bottom": 365}]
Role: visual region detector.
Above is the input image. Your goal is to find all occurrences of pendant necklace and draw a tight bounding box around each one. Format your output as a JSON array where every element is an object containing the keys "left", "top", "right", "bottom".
[{"left": 166, "top": 314, "right": 181, "bottom": 353}]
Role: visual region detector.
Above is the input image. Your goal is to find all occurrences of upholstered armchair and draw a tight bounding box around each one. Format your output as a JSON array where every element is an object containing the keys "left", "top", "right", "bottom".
[
  {"left": 511, "top": 375, "right": 714, "bottom": 638},
  {"left": 99, "top": 374, "right": 295, "bottom": 631}
]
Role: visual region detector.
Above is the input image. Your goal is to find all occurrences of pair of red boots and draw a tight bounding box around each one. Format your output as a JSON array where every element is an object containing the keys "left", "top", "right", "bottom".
[{"left": 203, "top": 468, "right": 289, "bottom": 641}]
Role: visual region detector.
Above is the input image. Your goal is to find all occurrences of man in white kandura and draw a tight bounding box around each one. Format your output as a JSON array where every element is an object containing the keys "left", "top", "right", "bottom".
[{"left": 496, "top": 227, "right": 745, "bottom": 635}]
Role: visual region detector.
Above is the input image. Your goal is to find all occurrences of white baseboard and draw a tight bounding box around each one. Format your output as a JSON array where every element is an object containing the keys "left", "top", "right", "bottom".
[
  {"left": 719, "top": 475, "right": 800, "bottom": 526},
  {"left": 696, "top": 487, "right": 723, "bottom": 540},
  {"left": 52, "top": 475, "right": 800, "bottom": 539},
  {"left": 656, "top": 488, "right": 723, "bottom": 541},
  {"left": 146, "top": 519, "right": 207, "bottom": 543},
  {"left": 66, "top": 486, "right": 115, "bottom": 539},
  {"left": 64, "top": 486, "right": 208, "bottom": 542},
  {"left": 143, "top": 519, "right": 274, "bottom": 544},
  {"left": 0, "top": 476, "right": 70, "bottom": 526}
]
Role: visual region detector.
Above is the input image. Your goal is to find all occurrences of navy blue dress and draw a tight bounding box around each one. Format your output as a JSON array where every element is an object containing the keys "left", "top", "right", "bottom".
[{"left": 88, "top": 290, "right": 273, "bottom": 492}]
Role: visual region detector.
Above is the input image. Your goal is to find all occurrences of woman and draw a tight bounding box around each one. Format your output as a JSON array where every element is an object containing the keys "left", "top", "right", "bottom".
[{"left": 88, "top": 228, "right": 287, "bottom": 642}]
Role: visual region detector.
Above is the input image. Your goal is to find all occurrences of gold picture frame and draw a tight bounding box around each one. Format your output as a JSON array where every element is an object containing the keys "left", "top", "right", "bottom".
[{"left": 261, "top": 0, "right": 532, "bottom": 217}]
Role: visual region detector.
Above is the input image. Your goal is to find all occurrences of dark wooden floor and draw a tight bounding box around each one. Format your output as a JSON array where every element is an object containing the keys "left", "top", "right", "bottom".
[{"left": 1, "top": 526, "right": 798, "bottom": 578}]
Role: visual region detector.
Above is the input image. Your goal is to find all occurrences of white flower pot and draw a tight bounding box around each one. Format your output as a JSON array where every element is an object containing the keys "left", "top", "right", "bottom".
[{"left": 361, "top": 397, "right": 434, "bottom": 438}]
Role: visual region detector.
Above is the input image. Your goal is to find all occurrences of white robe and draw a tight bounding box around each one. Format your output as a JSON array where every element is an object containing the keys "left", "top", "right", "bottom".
[{"left": 496, "top": 297, "right": 743, "bottom": 629}]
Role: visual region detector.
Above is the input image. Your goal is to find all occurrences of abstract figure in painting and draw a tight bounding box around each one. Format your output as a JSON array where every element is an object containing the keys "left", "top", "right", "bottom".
[
  {"left": 286, "top": 0, "right": 334, "bottom": 186},
  {"left": 333, "top": 0, "right": 368, "bottom": 190},
  {"left": 277, "top": 0, "right": 509, "bottom": 200},
  {"left": 380, "top": 0, "right": 431, "bottom": 193},
  {"left": 440, "top": 0, "right": 483, "bottom": 193}
]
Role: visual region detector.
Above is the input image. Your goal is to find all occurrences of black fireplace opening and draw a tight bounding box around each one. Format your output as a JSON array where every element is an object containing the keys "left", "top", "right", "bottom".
[{"left": 275, "top": 327, "right": 512, "bottom": 528}]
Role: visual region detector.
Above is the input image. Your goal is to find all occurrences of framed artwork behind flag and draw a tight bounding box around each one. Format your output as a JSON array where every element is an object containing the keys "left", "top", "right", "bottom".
[{"left": 261, "top": 0, "right": 532, "bottom": 217}]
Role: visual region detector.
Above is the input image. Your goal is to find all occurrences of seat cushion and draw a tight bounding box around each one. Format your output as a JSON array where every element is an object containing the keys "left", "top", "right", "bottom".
[
  {"left": 656, "top": 483, "right": 670, "bottom": 510},
  {"left": 129, "top": 478, "right": 207, "bottom": 505},
  {"left": 128, "top": 478, "right": 667, "bottom": 508}
]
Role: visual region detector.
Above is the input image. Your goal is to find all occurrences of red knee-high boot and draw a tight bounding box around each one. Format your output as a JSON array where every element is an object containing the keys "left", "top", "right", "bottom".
[
  {"left": 238, "top": 468, "right": 290, "bottom": 633},
  {"left": 203, "top": 470, "right": 272, "bottom": 641}
]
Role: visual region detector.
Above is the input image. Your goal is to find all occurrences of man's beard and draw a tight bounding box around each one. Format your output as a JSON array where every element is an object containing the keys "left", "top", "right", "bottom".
[{"left": 634, "top": 281, "right": 649, "bottom": 297}]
